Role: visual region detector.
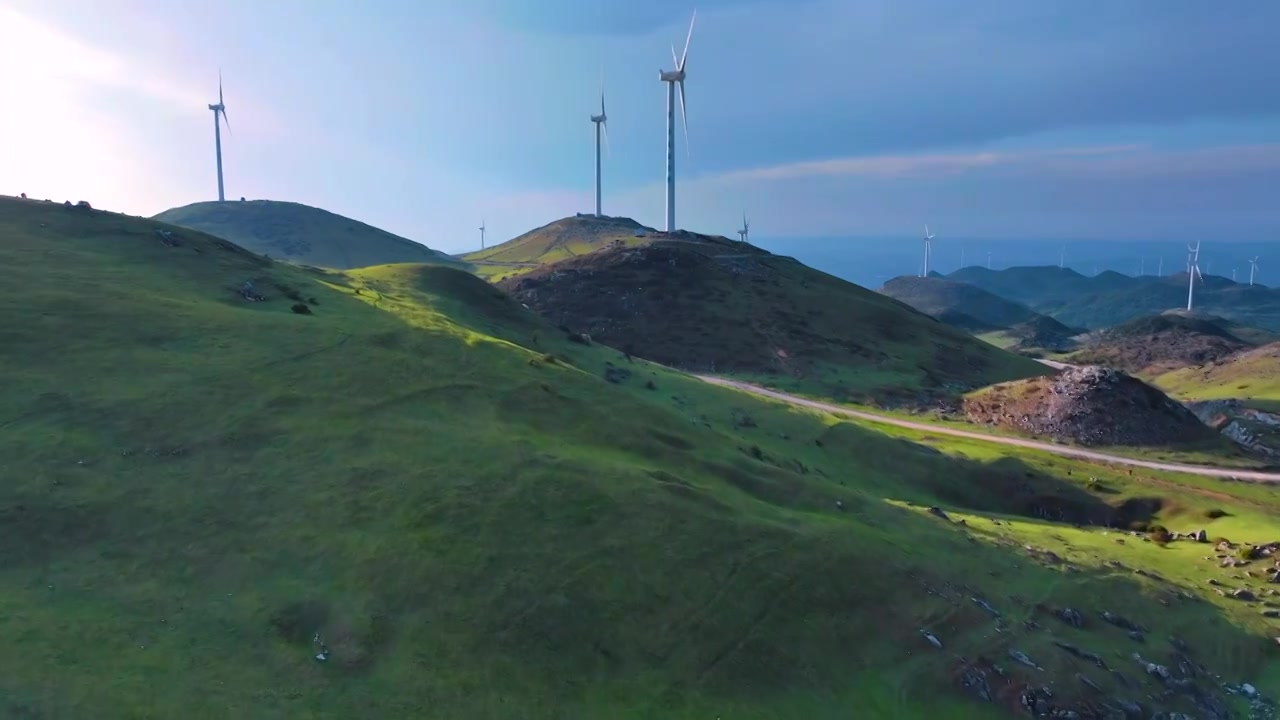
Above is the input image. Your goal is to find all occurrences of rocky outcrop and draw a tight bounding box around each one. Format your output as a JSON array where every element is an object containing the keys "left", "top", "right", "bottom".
[{"left": 964, "top": 366, "right": 1218, "bottom": 447}]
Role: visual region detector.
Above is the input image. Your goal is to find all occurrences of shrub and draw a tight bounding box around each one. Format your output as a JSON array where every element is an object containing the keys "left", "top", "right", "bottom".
[
  {"left": 1148, "top": 525, "right": 1172, "bottom": 544},
  {"left": 291, "top": 303, "right": 312, "bottom": 315},
  {"left": 1204, "top": 508, "right": 1229, "bottom": 519},
  {"left": 644, "top": 380, "right": 657, "bottom": 391},
  {"left": 308, "top": 297, "right": 318, "bottom": 306}
]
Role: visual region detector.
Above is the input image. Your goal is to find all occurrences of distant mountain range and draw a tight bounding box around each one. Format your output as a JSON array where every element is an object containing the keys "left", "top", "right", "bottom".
[{"left": 947, "top": 266, "right": 1280, "bottom": 331}]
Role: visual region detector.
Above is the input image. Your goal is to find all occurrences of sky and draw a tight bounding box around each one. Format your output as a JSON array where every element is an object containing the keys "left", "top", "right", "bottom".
[{"left": 1, "top": 0, "right": 1279, "bottom": 254}]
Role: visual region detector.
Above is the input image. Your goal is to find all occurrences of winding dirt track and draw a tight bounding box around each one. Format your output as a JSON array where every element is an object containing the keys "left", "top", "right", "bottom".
[{"left": 694, "top": 375, "right": 1280, "bottom": 483}]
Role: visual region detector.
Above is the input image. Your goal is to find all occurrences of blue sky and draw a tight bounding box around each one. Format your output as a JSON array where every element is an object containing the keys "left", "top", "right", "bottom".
[{"left": 1, "top": 0, "right": 1278, "bottom": 254}]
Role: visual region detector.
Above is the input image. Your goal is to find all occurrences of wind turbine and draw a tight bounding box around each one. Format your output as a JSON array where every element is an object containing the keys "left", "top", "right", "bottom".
[
  {"left": 1059, "top": 245, "right": 1065, "bottom": 269},
  {"left": 737, "top": 212, "right": 749, "bottom": 243},
  {"left": 1158, "top": 257, "right": 1163, "bottom": 276},
  {"left": 479, "top": 220, "right": 486, "bottom": 251},
  {"left": 1139, "top": 258, "right": 1145, "bottom": 276},
  {"left": 920, "top": 225, "right": 935, "bottom": 277},
  {"left": 590, "top": 75, "right": 609, "bottom": 217},
  {"left": 1233, "top": 267, "right": 1238, "bottom": 283},
  {"left": 208, "top": 72, "right": 231, "bottom": 202},
  {"left": 960, "top": 247, "right": 966, "bottom": 269},
  {"left": 1186, "top": 241, "right": 1204, "bottom": 311},
  {"left": 659, "top": 11, "right": 696, "bottom": 233},
  {"left": 1250, "top": 256, "right": 1261, "bottom": 286},
  {"left": 986, "top": 251, "right": 992, "bottom": 270}
]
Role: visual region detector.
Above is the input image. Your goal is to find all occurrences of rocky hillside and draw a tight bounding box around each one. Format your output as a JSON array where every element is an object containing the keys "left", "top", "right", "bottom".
[
  {"left": 1069, "top": 313, "right": 1256, "bottom": 375},
  {"left": 499, "top": 238, "right": 1046, "bottom": 403},
  {"left": 964, "top": 365, "right": 1219, "bottom": 447}
]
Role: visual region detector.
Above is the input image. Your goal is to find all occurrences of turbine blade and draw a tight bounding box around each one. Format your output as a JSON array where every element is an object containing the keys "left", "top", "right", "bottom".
[
  {"left": 220, "top": 108, "right": 232, "bottom": 135},
  {"left": 219, "top": 69, "right": 224, "bottom": 106},
  {"left": 671, "top": 44, "right": 679, "bottom": 69},
  {"left": 680, "top": 10, "right": 697, "bottom": 70},
  {"left": 678, "top": 80, "right": 689, "bottom": 158},
  {"left": 602, "top": 121, "right": 611, "bottom": 158}
]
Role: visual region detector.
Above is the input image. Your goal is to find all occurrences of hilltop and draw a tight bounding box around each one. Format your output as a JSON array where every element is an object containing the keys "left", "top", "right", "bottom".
[
  {"left": 949, "top": 266, "right": 1280, "bottom": 331},
  {"left": 1157, "top": 341, "right": 1280, "bottom": 407},
  {"left": 879, "top": 276, "right": 1081, "bottom": 353},
  {"left": 1069, "top": 312, "right": 1260, "bottom": 375},
  {"left": 463, "top": 214, "right": 655, "bottom": 280},
  {"left": 153, "top": 199, "right": 463, "bottom": 270},
  {"left": 500, "top": 238, "right": 1047, "bottom": 405},
  {"left": 4, "top": 195, "right": 1279, "bottom": 717}
]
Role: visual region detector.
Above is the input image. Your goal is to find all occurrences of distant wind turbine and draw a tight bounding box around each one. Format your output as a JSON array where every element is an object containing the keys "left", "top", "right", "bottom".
[
  {"left": 986, "top": 252, "right": 992, "bottom": 270},
  {"left": 1059, "top": 245, "right": 1065, "bottom": 269},
  {"left": 1250, "top": 256, "right": 1261, "bottom": 286},
  {"left": 737, "top": 212, "right": 749, "bottom": 243},
  {"left": 1186, "top": 241, "right": 1204, "bottom": 311},
  {"left": 208, "top": 72, "right": 232, "bottom": 202},
  {"left": 590, "top": 74, "right": 609, "bottom": 217},
  {"left": 479, "top": 220, "right": 486, "bottom": 251},
  {"left": 1140, "top": 258, "right": 1145, "bottom": 276},
  {"left": 1233, "top": 267, "right": 1238, "bottom": 282},
  {"left": 1158, "top": 257, "right": 1163, "bottom": 276},
  {"left": 659, "top": 11, "right": 696, "bottom": 232},
  {"left": 920, "top": 225, "right": 935, "bottom": 277},
  {"left": 960, "top": 247, "right": 966, "bottom": 269}
]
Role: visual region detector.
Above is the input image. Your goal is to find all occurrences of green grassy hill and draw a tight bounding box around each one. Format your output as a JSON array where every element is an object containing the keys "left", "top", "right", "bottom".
[
  {"left": 501, "top": 240, "right": 1047, "bottom": 405},
  {"left": 153, "top": 199, "right": 464, "bottom": 270},
  {"left": 949, "top": 266, "right": 1280, "bottom": 332},
  {"left": 3, "top": 196, "right": 1279, "bottom": 718},
  {"left": 462, "top": 214, "right": 656, "bottom": 281}
]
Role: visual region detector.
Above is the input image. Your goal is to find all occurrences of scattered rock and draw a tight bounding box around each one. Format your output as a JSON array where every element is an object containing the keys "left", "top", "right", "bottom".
[
  {"left": 1233, "top": 588, "right": 1257, "bottom": 601},
  {"left": 1101, "top": 610, "right": 1143, "bottom": 633},
  {"left": 927, "top": 506, "right": 949, "bottom": 520},
  {"left": 1127, "top": 630, "right": 1145, "bottom": 642},
  {"left": 1008, "top": 649, "right": 1043, "bottom": 671},
  {"left": 1077, "top": 673, "right": 1103, "bottom": 693},
  {"left": 1115, "top": 699, "right": 1144, "bottom": 719},
  {"left": 957, "top": 664, "right": 993, "bottom": 702},
  {"left": 920, "top": 630, "right": 942, "bottom": 649},
  {"left": 1053, "top": 640, "right": 1106, "bottom": 668},
  {"left": 972, "top": 597, "right": 1001, "bottom": 617},
  {"left": 1196, "top": 529, "right": 1209, "bottom": 542},
  {"left": 1263, "top": 609, "right": 1280, "bottom": 618}
]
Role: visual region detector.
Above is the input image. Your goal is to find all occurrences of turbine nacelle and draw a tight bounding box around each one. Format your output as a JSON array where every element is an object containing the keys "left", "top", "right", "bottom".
[{"left": 659, "top": 69, "right": 686, "bottom": 82}]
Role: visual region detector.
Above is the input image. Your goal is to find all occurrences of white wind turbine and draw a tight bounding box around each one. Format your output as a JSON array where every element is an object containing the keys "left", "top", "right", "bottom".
[
  {"left": 1059, "top": 245, "right": 1065, "bottom": 269},
  {"left": 1158, "top": 257, "right": 1163, "bottom": 276},
  {"left": 1250, "top": 256, "right": 1261, "bottom": 286},
  {"left": 208, "top": 72, "right": 232, "bottom": 202},
  {"left": 479, "top": 220, "right": 486, "bottom": 251},
  {"left": 1186, "top": 241, "right": 1204, "bottom": 311},
  {"left": 590, "top": 76, "right": 610, "bottom": 217},
  {"left": 920, "top": 225, "right": 935, "bottom": 277},
  {"left": 737, "top": 212, "right": 750, "bottom": 243},
  {"left": 659, "top": 11, "right": 696, "bottom": 233}
]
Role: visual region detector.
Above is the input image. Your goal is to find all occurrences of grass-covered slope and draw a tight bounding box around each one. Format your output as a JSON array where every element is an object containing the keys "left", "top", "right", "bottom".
[
  {"left": 501, "top": 240, "right": 1047, "bottom": 404},
  {"left": 153, "top": 199, "right": 464, "bottom": 270},
  {"left": 1156, "top": 342, "right": 1280, "bottom": 408},
  {"left": 3, "top": 196, "right": 1280, "bottom": 718},
  {"left": 463, "top": 214, "right": 655, "bottom": 281}
]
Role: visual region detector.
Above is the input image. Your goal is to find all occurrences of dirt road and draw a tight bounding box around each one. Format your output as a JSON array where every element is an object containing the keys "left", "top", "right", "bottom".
[{"left": 695, "top": 375, "right": 1280, "bottom": 482}]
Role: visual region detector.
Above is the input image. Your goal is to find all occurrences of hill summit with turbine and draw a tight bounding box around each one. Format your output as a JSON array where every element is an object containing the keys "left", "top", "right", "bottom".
[{"left": 153, "top": 200, "right": 463, "bottom": 270}]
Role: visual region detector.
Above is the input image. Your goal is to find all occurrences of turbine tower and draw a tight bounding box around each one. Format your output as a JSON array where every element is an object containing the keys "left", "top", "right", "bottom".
[
  {"left": 659, "top": 11, "right": 696, "bottom": 233},
  {"left": 737, "top": 212, "right": 749, "bottom": 243},
  {"left": 986, "top": 252, "right": 992, "bottom": 270},
  {"left": 479, "top": 220, "right": 486, "bottom": 251},
  {"left": 1250, "top": 256, "right": 1261, "bottom": 286},
  {"left": 1059, "top": 245, "right": 1065, "bottom": 269},
  {"left": 920, "top": 225, "right": 935, "bottom": 277},
  {"left": 590, "top": 78, "right": 609, "bottom": 217},
  {"left": 208, "top": 72, "right": 231, "bottom": 202},
  {"left": 1158, "top": 257, "right": 1163, "bottom": 276},
  {"left": 1186, "top": 241, "right": 1204, "bottom": 311}
]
